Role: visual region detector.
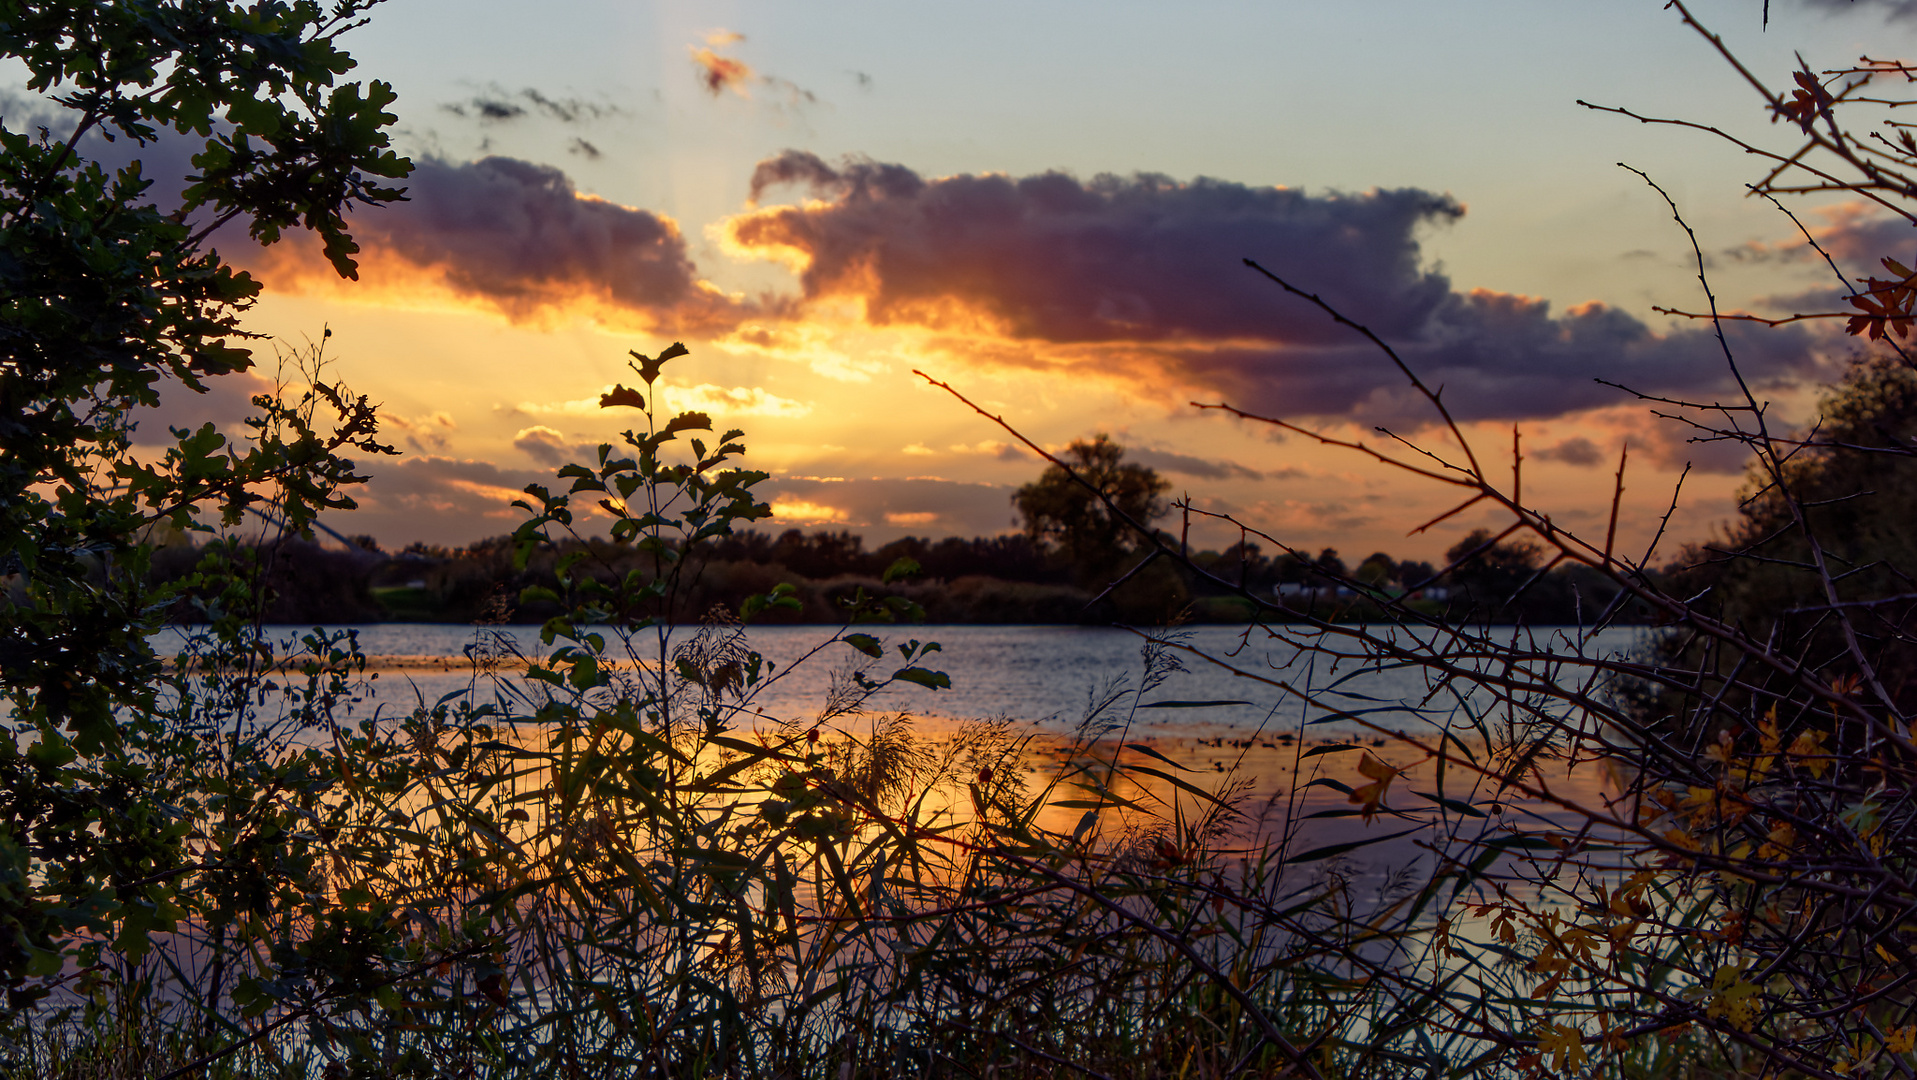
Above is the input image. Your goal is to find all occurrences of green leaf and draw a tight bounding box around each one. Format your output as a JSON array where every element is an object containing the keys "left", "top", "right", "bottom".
[
  {"left": 843, "top": 633, "right": 884, "bottom": 658},
  {"left": 882, "top": 556, "right": 921, "bottom": 583},
  {"left": 1411, "top": 790, "right": 1488, "bottom": 818},
  {"left": 631, "top": 341, "right": 688, "bottom": 384},
  {"left": 892, "top": 667, "right": 951, "bottom": 690},
  {"left": 664, "top": 412, "right": 713, "bottom": 437},
  {"left": 1283, "top": 826, "right": 1424, "bottom": 865},
  {"left": 599, "top": 384, "right": 645, "bottom": 409},
  {"left": 1123, "top": 743, "right": 1193, "bottom": 771},
  {"left": 1122, "top": 764, "right": 1229, "bottom": 807}
]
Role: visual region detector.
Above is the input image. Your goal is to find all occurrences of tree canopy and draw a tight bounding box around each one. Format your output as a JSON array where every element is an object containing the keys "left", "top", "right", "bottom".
[
  {"left": 0, "top": 0, "right": 409, "bottom": 1024},
  {"left": 1011, "top": 434, "right": 1169, "bottom": 579},
  {"left": 0, "top": 0, "right": 409, "bottom": 752}
]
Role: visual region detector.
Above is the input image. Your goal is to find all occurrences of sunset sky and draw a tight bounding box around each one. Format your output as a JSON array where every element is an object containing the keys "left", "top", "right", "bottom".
[{"left": 108, "top": 0, "right": 1917, "bottom": 560}]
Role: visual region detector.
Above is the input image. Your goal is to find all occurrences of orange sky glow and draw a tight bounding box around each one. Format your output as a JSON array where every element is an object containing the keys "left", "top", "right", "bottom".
[{"left": 96, "top": 0, "right": 1917, "bottom": 564}]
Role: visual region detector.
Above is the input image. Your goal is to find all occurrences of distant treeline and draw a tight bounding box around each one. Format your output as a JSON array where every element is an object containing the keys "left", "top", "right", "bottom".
[{"left": 148, "top": 526, "right": 1654, "bottom": 627}]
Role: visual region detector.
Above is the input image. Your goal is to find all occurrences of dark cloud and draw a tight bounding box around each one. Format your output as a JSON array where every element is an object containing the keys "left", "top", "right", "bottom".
[
  {"left": 1795, "top": 0, "right": 1917, "bottom": 18},
  {"left": 299, "top": 456, "right": 542, "bottom": 548},
  {"left": 250, "top": 156, "right": 767, "bottom": 333},
  {"left": 739, "top": 151, "right": 1460, "bottom": 346},
  {"left": 1805, "top": 211, "right": 1917, "bottom": 272},
  {"left": 49, "top": 109, "right": 740, "bottom": 336},
  {"left": 569, "top": 138, "right": 602, "bottom": 159},
  {"left": 440, "top": 87, "right": 626, "bottom": 126},
  {"left": 1633, "top": 417, "right": 1758, "bottom": 476},
  {"left": 462, "top": 99, "right": 524, "bottom": 121},
  {"left": 1127, "top": 447, "right": 1262, "bottom": 481},
  {"left": 728, "top": 152, "right": 1829, "bottom": 426},
  {"left": 1747, "top": 211, "right": 1917, "bottom": 328},
  {"left": 512, "top": 426, "right": 599, "bottom": 467},
  {"left": 1534, "top": 435, "right": 1604, "bottom": 467}
]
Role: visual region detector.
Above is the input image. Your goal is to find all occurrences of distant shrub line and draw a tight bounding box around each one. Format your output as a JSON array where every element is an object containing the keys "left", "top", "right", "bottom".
[{"left": 143, "top": 526, "right": 1651, "bottom": 626}]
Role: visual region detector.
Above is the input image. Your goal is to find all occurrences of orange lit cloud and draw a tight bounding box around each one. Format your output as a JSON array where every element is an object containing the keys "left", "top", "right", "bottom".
[
  {"left": 724, "top": 151, "right": 1832, "bottom": 427},
  {"left": 511, "top": 382, "right": 810, "bottom": 420},
  {"left": 691, "top": 44, "right": 755, "bottom": 97},
  {"left": 768, "top": 498, "right": 849, "bottom": 524},
  {"left": 243, "top": 156, "right": 776, "bottom": 335},
  {"left": 759, "top": 476, "right": 1020, "bottom": 540},
  {"left": 687, "top": 31, "right": 818, "bottom": 109},
  {"left": 336, "top": 456, "right": 555, "bottom": 545}
]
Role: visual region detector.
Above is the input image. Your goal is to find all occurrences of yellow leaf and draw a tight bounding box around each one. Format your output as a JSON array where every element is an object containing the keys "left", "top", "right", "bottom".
[
  {"left": 1347, "top": 754, "right": 1401, "bottom": 823},
  {"left": 1758, "top": 708, "right": 1782, "bottom": 753},
  {"left": 1704, "top": 964, "right": 1761, "bottom": 1032},
  {"left": 1887, "top": 1024, "right": 1916, "bottom": 1054},
  {"left": 1789, "top": 730, "right": 1830, "bottom": 777},
  {"left": 1536, "top": 1022, "right": 1587, "bottom": 1072}
]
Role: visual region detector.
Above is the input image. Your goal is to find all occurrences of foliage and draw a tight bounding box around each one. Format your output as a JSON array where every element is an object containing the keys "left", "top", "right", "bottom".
[
  {"left": 1012, "top": 433, "right": 1170, "bottom": 582},
  {"left": 904, "top": 4, "right": 1917, "bottom": 1076},
  {"left": 0, "top": 0, "right": 408, "bottom": 742},
  {"left": 0, "top": 0, "right": 411, "bottom": 1043},
  {"left": 20, "top": 3, "right": 1917, "bottom": 1079},
  {"left": 1671, "top": 355, "right": 1917, "bottom": 708}
]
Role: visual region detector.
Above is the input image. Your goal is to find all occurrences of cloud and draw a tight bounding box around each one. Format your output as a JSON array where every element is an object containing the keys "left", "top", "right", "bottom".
[
  {"left": 689, "top": 32, "right": 818, "bottom": 109},
  {"left": 514, "top": 382, "right": 810, "bottom": 419},
  {"left": 512, "top": 425, "right": 599, "bottom": 466},
  {"left": 441, "top": 86, "right": 628, "bottom": 126},
  {"left": 245, "top": 156, "right": 769, "bottom": 333},
  {"left": 691, "top": 45, "right": 756, "bottom": 97},
  {"left": 1533, "top": 435, "right": 1604, "bottom": 467},
  {"left": 327, "top": 456, "right": 554, "bottom": 547},
  {"left": 1795, "top": 0, "right": 1917, "bottom": 18},
  {"left": 1549, "top": 404, "right": 1756, "bottom": 476},
  {"left": 1128, "top": 447, "right": 1263, "bottom": 481},
  {"left": 386, "top": 410, "right": 458, "bottom": 453},
  {"left": 759, "top": 475, "right": 1018, "bottom": 540},
  {"left": 724, "top": 152, "right": 1830, "bottom": 426},
  {"left": 667, "top": 383, "right": 812, "bottom": 418}
]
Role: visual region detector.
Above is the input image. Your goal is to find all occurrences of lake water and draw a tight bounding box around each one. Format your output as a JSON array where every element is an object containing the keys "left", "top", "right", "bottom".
[
  {"left": 150, "top": 620, "right": 1648, "bottom": 856},
  {"left": 152, "top": 621, "right": 1653, "bottom": 743},
  {"left": 140, "top": 621, "right": 1646, "bottom": 958}
]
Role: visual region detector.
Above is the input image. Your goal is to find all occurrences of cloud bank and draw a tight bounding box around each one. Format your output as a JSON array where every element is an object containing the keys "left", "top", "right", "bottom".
[
  {"left": 724, "top": 152, "right": 1826, "bottom": 426},
  {"left": 202, "top": 143, "right": 1840, "bottom": 447},
  {"left": 248, "top": 156, "right": 770, "bottom": 334}
]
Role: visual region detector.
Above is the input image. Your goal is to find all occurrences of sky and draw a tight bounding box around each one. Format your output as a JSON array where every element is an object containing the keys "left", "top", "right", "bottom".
[{"left": 91, "top": 0, "right": 1917, "bottom": 561}]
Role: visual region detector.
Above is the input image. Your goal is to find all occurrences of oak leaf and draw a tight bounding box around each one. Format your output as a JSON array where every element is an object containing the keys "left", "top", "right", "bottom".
[{"left": 600, "top": 384, "right": 645, "bottom": 410}]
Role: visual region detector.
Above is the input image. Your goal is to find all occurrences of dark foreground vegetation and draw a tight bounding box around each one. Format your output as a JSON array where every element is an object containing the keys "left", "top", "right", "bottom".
[{"left": 6, "top": 3, "right": 1917, "bottom": 1079}]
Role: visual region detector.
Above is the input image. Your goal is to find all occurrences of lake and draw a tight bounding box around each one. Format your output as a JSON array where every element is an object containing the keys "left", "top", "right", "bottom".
[
  {"left": 154, "top": 621, "right": 1651, "bottom": 739},
  {"left": 152, "top": 621, "right": 1648, "bottom": 851}
]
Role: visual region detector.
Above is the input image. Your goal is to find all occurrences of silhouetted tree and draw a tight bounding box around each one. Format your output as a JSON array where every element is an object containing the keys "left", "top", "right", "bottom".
[
  {"left": 1013, "top": 434, "right": 1170, "bottom": 581},
  {"left": 1444, "top": 528, "right": 1544, "bottom": 609}
]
